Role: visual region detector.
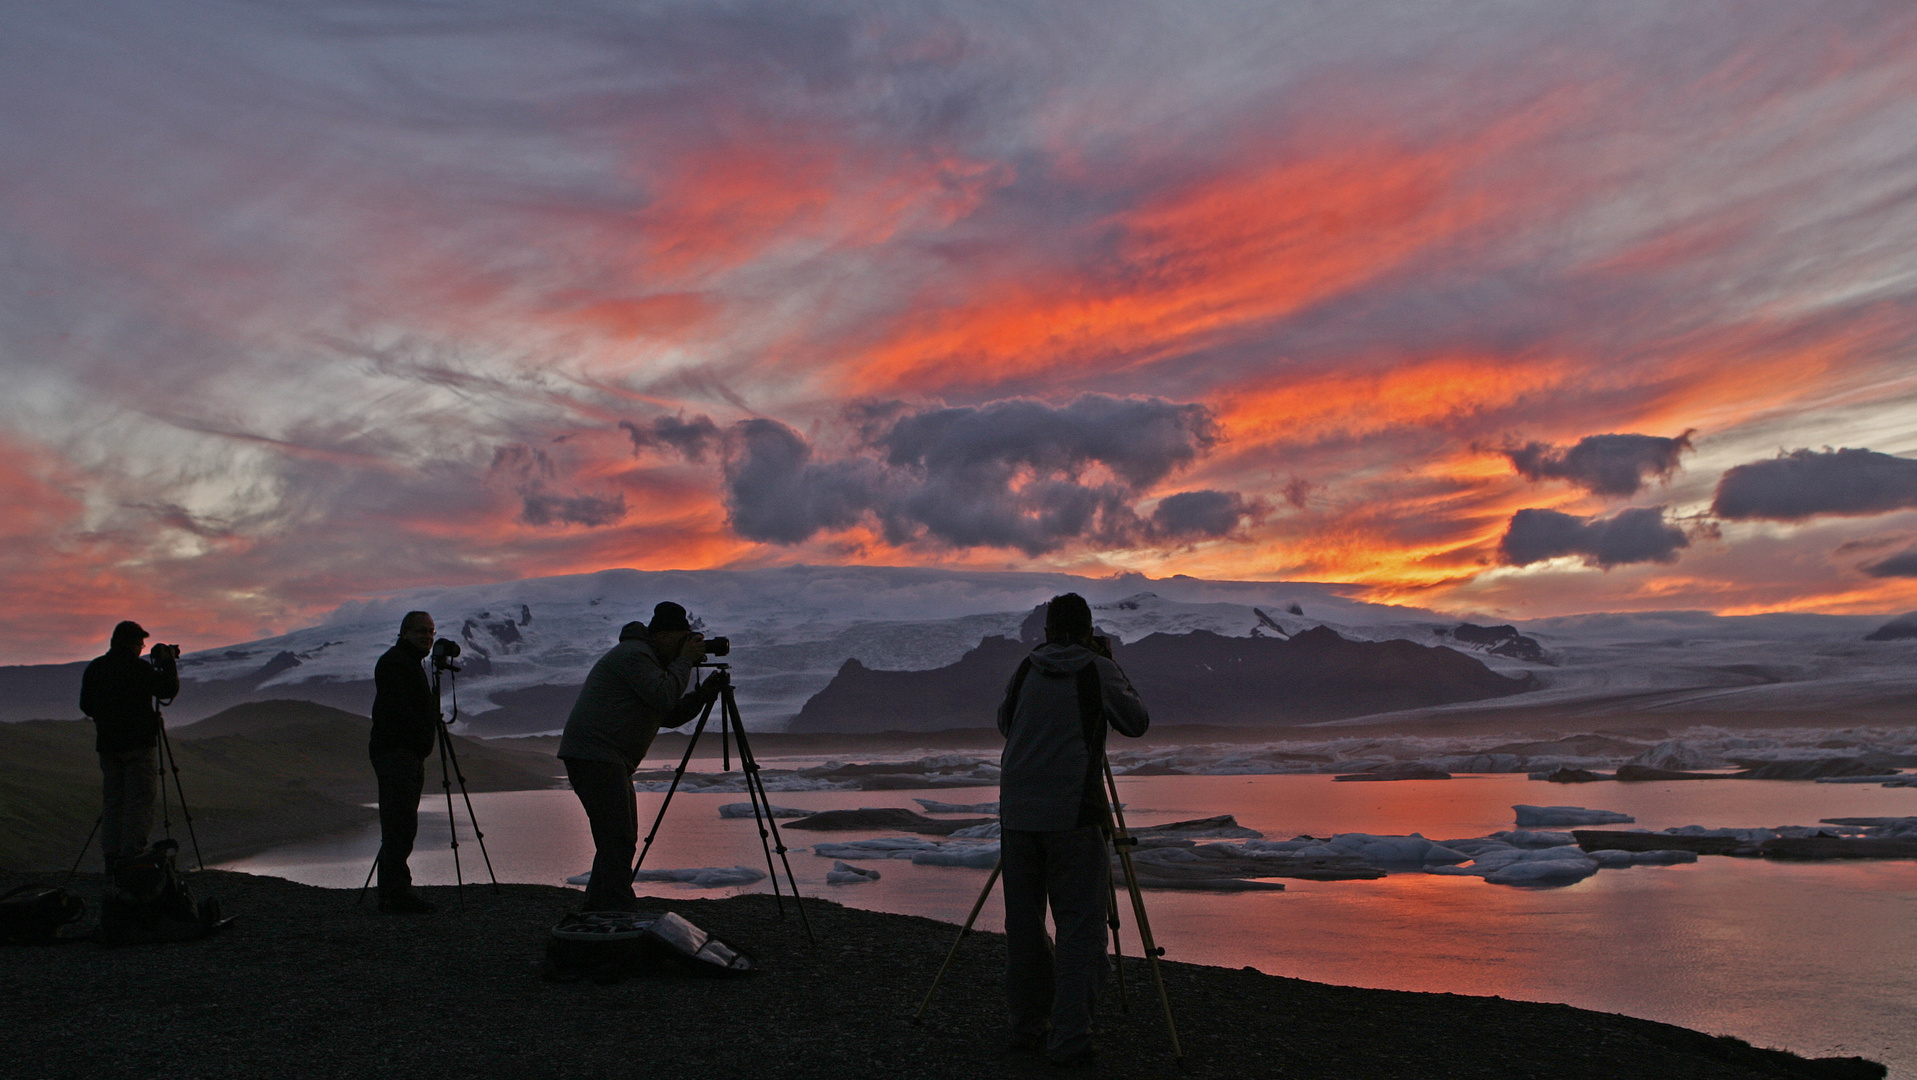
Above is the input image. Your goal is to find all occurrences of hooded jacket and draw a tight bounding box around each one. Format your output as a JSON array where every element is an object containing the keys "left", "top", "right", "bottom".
[
  {"left": 996, "top": 642, "right": 1150, "bottom": 832},
  {"left": 558, "top": 634, "right": 699, "bottom": 771}
]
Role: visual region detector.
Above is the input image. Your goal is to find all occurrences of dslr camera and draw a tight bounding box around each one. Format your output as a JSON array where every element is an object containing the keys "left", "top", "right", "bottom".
[
  {"left": 702, "top": 635, "right": 731, "bottom": 659},
  {"left": 150, "top": 643, "right": 181, "bottom": 664},
  {"left": 431, "top": 637, "right": 462, "bottom": 671}
]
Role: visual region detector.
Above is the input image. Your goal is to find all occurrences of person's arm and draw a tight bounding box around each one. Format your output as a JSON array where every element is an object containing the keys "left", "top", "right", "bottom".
[
  {"left": 613, "top": 644, "right": 698, "bottom": 714},
  {"left": 1097, "top": 657, "right": 1150, "bottom": 737}
]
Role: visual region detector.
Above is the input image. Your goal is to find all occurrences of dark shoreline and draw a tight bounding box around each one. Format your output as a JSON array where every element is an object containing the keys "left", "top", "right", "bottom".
[{"left": 1, "top": 869, "right": 1885, "bottom": 1080}]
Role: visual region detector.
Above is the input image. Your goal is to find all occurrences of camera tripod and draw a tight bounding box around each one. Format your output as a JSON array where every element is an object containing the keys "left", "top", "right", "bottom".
[
  {"left": 634, "top": 663, "right": 815, "bottom": 945},
  {"left": 67, "top": 691, "right": 204, "bottom": 884},
  {"left": 359, "top": 646, "right": 498, "bottom": 906},
  {"left": 912, "top": 755, "right": 1182, "bottom": 1064}
]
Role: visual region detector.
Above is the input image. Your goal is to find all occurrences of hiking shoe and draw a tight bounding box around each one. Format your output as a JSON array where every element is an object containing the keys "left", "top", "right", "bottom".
[
  {"left": 378, "top": 893, "right": 437, "bottom": 914},
  {"left": 1047, "top": 1046, "right": 1097, "bottom": 1070}
]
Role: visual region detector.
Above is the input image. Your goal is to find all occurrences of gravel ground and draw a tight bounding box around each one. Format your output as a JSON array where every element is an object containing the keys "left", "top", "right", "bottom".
[{"left": 1, "top": 869, "right": 1885, "bottom": 1080}]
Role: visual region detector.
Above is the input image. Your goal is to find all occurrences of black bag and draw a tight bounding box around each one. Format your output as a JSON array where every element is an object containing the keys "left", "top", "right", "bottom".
[
  {"left": 0, "top": 884, "right": 86, "bottom": 944},
  {"left": 100, "top": 839, "right": 230, "bottom": 946},
  {"left": 543, "top": 910, "right": 754, "bottom": 983}
]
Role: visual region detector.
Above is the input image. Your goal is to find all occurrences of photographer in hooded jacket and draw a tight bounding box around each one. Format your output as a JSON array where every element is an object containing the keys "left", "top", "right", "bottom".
[
  {"left": 558, "top": 601, "right": 725, "bottom": 912},
  {"left": 79, "top": 620, "right": 182, "bottom": 874},
  {"left": 368, "top": 611, "right": 441, "bottom": 914}
]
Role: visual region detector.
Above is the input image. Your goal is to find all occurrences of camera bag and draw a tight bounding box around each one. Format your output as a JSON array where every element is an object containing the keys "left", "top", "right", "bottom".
[
  {"left": 0, "top": 884, "right": 86, "bottom": 944},
  {"left": 543, "top": 910, "right": 754, "bottom": 983},
  {"left": 100, "top": 839, "right": 231, "bottom": 946}
]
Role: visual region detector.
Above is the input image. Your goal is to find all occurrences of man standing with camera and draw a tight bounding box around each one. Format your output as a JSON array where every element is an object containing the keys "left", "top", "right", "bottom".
[
  {"left": 369, "top": 610, "right": 440, "bottom": 914},
  {"left": 79, "top": 621, "right": 181, "bottom": 874},
  {"left": 559, "top": 601, "right": 721, "bottom": 912},
  {"left": 996, "top": 593, "right": 1150, "bottom": 1068}
]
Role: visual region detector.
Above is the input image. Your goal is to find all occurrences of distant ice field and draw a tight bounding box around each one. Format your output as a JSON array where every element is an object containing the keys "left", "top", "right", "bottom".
[{"left": 222, "top": 769, "right": 1917, "bottom": 1075}]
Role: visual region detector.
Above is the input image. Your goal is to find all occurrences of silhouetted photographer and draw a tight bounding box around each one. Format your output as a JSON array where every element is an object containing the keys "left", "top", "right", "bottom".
[
  {"left": 559, "top": 601, "right": 724, "bottom": 912},
  {"left": 369, "top": 611, "right": 440, "bottom": 914},
  {"left": 79, "top": 620, "right": 182, "bottom": 875},
  {"left": 997, "top": 593, "right": 1150, "bottom": 1067}
]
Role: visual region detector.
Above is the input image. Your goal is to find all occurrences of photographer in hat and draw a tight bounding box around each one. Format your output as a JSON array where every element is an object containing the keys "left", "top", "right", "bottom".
[
  {"left": 367, "top": 610, "right": 441, "bottom": 914},
  {"left": 558, "top": 602, "right": 725, "bottom": 912},
  {"left": 78, "top": 620, "right": 182, "bottom": 873}
]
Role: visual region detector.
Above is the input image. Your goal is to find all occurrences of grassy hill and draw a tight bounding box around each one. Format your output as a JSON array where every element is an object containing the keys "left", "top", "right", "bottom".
[{"left": 0, "top": 700, "right": 561, "bottom": 871}]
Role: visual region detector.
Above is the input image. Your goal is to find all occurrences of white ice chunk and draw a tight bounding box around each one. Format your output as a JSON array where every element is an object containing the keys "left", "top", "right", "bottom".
[
  {"left": 719, "top": 803, "right": 813, "bottom": 818},
  {"left": 810, "top": 838, "right": 942, "bottom": 860},
  {"left": 1513, "top": 805, "right": 1635, "bottom": 827},
  {"left": 826, "top": 861, "right": 881, "bottom": 885},
  {"left": 949, "top": 822, "right": 1002, "bottom": 839},
  {"left": 1292, "top": 833, "right": 1470, "bottom": 866},
  {"left": 632, "top": 866, "right": 768, "bottom": 887},
  {"left": 914, "top": 798, "right": 1001, "bottom": 814}
]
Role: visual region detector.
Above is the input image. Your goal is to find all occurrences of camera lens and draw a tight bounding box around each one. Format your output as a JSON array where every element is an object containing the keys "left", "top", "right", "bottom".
[{"left": 706, "top": 636, "right": 730, "bottom": 657}]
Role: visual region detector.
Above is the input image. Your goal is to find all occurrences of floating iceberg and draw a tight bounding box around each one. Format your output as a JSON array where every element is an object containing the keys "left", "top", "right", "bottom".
[
  {"left": 719, "top": 802, "right": 813, "bottom": 818},
  {"left": 809, "top": 838, "right": 942, "bottom": 860},
  {"left": 913, "top": 798, "right": 1000, "bottom": 814},
  {"left": 565, "top": 866, "right": 767, "bottom": 888},
  {"left": 1513, "top": 805, "right": 1634, "bottom": 827},
  {"left": 826, "top": 861, "right": 881, "bottom": 885},
  {"left": 911, "top": 843, "right": 1001, "bottom": 868}
]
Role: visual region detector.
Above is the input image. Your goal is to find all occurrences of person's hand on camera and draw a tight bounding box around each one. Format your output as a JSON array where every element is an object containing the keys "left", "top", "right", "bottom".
[
  {"left": 676, "top": 632, "right": 706, "bottom": 662},
  {"left": 698, "top": 669, "right": 729, "bottom": 702}
]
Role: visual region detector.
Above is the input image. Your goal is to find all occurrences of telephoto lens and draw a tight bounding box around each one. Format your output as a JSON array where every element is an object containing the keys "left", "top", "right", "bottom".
[{"left": 705, "top": 636, "right": 731, "bottom": 658}]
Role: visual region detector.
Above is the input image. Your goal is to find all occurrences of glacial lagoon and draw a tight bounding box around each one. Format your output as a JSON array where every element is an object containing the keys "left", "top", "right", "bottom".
[{"left": 220, "top": 769, "right": 1917, "bottom": 1075}]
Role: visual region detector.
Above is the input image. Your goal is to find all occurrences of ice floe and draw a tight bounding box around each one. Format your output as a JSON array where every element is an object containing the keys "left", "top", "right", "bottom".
[
  {"left": 913, "top": 798, "right": 1000, "bottom": 814},
  {"left": 1513, "top": 805, "right": 1634, "bottom": 827},
  {"left": 826, "top": 861, "right": 881, "bottom": 885},
  {"left": 719, "top": 803, "right": 813, "bottom": 818}
]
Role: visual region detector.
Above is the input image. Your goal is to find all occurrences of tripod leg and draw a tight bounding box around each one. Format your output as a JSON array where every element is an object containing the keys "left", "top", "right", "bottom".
[
  {"left": 1106, "top": 853, "right": 1129, "bottom": 1013},
  {"left": 912, "top": 857, "right": 1003, "bottom": 1026},
  {"left": 437, "top": 725, "right": 464, "bottom": 906},
  {"left": 726, "top": 690, "right": 816, "bottom": 945},
  {"left": 65, "top": 816, "right": 102, "bottom": 886},
  {"left": 359, "top": 844, "right": 382, "bottom": 906},
  {"left": 158, "top": 722, "right": 204, "bottom": 871},
  {"left": 634, "top": 698, "right": 717, "bottom": 876},
  {"left": 439, "top": 730, "right": 500, "bottom": 892},
  {"left": 1103, "top": 758, "right": 1182, "bottom": 1064}
]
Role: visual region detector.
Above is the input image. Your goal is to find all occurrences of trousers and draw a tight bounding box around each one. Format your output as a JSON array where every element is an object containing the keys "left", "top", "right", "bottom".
[
  {"left": 564, "top": 757, "right": 640, "bottom": 911},
  {"left": 99, "top": 747, "right": 159, "bottom": 868},
  {"left": 372, "top": 748, "right": 427, "bottom": 896},
  {"left": 1002, "top": 825, "right": 1111, "bottom": 1060}
]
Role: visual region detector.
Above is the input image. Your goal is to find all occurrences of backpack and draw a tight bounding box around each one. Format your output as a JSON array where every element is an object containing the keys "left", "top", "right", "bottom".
[
  {"left": 0, "top": 884, "right": 86, "bottom": 944},
  {"left": 543, "top": 910, "right": 754, "bottom": 983},
  {"left": 100, "top": 839, "right": 230, "bottom": 946}
]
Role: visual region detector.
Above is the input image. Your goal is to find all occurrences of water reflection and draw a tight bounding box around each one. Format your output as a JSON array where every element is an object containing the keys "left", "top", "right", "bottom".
[{"left": 218, "top": 771, "right": 1917, "bottom": 1073}]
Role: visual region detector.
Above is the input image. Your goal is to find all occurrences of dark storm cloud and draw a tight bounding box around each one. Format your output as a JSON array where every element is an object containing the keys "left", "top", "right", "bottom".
[
  {"left": 1503, "top": 431, "right": 1694, "bottom": 496},
  {"left": 722, "top": 395, "right": 1240, "bottom": 554},
  {"left": 622, "top": 413, "right": 720, "bottom": 462},
  {"left": 1712, "top": 448, "right": 1917, "bottom": 521},
  {"left": 490, "top": 443, "right": 626, "bottom": 527},
  {"left": 1499, "top": 506, "right": 1689, "bottom": 569},
  {"left": 1150, "top": 490, "right": 1260, "bottom": 538},
  {"left": 1862, "top": 548, "right": 1917, "bottom": 578}
]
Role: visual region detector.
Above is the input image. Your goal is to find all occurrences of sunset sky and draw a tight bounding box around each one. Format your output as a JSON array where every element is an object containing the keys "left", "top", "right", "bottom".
[{"left": 7, "top": 1, "right": 1917, "bottom": 662}]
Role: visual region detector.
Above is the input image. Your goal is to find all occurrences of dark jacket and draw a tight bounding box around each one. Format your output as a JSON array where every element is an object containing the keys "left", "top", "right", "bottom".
[
  {"left": 370, "top": 639, "right": 438, "bottom": 759},
  {"left": 80, "top": 646, "right": 181, "bottom": 754},
  {"left": 997, "top": 642, "right": 1150, "bottom": 832},
  {"left": 558, "top": 636, "right": 699, "bottom": 771}
]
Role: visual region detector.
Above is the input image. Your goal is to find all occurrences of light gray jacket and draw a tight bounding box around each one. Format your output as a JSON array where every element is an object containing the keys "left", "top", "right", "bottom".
[
  {"left": 558, "top": 637, "right": 698, "bottom": 771},
  {"left": 996, "top": 643, "right": 1150, "bottom": 832}
]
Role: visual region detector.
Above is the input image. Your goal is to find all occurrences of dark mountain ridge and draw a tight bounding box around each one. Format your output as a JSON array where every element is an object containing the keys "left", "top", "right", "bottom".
[{"left": 787, "top": 625, "right": 1534, "bottom": 734}]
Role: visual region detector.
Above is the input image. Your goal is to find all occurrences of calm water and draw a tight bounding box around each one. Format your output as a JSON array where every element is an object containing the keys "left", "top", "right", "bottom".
[{"left": 219, "top": 767, "right": 1917, "bottom": 1076}]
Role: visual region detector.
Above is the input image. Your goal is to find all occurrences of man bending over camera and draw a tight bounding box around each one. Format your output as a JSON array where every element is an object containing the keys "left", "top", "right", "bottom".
[{"left": 559, "top": 602, "right": 722, "bottom": 912}]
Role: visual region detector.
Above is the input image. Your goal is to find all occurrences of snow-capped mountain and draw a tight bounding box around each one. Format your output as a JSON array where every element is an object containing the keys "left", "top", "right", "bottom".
[{"left": 11, "top": 565, "right": 1915, "bottom": 734}]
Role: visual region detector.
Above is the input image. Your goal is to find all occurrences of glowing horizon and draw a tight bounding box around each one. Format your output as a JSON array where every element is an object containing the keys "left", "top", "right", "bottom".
[{"left": 6, "top": 2, "right": 1917, "bottom": 663}]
